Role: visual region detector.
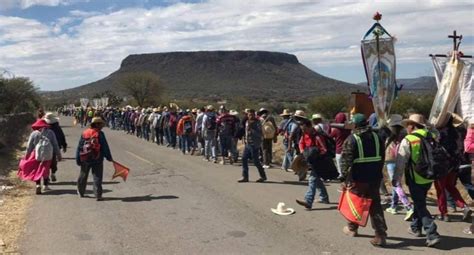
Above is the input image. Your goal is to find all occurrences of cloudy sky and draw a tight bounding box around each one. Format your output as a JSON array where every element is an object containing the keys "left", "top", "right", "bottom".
[{"left": 0, "top": 0, "right": 472, "bottom": 91}]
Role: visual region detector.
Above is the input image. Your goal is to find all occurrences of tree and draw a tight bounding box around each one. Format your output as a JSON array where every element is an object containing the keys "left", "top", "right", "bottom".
[
  {"left": 119, "top": 71, "right": 163, "bottom": 107},
  {"left": 308, "top": 94, "right": 350, "bottom": 120},
  {"left": 0, "top": 76, "right": 40, "bottom": 115}
]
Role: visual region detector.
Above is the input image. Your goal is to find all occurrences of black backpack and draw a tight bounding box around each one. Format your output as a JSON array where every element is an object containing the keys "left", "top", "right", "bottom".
[
  {"left": 206, "top": 113, "right": 217, "bottom": 130},
  {"left": 184, "top": 120, "right": 193, "bottom": 134},
  {"left": 409, "top": 133, "right": 450, "bottom": 180},
  {"left": 317, "top": 131, "right": 336, "bottom": 158}
]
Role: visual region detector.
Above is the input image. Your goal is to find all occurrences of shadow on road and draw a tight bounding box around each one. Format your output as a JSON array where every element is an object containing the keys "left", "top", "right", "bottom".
[
  {"left": 51, "top": 181, "right": 120, "bottom": 186},
  {"left": 352, "top": 233, "right": 474, "bottom": 251},
  {"left": 256, "top": 180, "right": 308, "bottom": 186},
  {"left": 41, "top": 189, "right": 112, "bottom": 196},
  {"left": 102, "top": 194, "right": 179, "bottom": 202},
  {"left": 309, "top": 206, "right": 338, "bottom": 211}
]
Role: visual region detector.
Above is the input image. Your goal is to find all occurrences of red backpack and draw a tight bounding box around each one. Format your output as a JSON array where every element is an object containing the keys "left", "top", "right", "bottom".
[{"left": 80, "top": 128, "right": 101, "bottom": 162}]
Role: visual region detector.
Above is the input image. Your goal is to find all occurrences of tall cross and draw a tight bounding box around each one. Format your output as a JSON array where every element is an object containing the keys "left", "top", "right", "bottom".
[{"left": 448, "top": 30, "right": 462, "bottom": 51}]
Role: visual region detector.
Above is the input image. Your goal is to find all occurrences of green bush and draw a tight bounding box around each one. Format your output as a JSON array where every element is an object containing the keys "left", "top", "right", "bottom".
[
  {"left": 391, "top": 93, "right": 435, "bottom": 117},
  {"left": 308, "top": 94, "right": 350, "bottom": 120},
  {"left": 0, "top": 76, "right": 40, "bottom": 115}
]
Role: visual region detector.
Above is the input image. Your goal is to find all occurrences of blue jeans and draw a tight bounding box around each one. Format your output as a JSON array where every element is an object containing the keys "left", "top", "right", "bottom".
[
  {"left": 282, "top": 141, "right": 294, "bottom": 170},
  {"left": 304, "top": 170, "right": 329, "bottom": 205},
  {"left": 242, "top": 144, "right": 266, "bottom": 180},
  {"left": 181, "top": 134, "right": 192, "bottom": 154},
  {"left": 204, "top": 130, "right": 217, "bottom": 159},
  {"left": 406, "top": 175, "right": 440, "bottom": 241}
]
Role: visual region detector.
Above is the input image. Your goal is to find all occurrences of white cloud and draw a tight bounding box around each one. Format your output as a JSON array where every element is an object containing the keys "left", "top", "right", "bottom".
[
  {"left": 0, "top": 0, "right": 473, "bottom": 90},
  {"left": 0, "top": 0, "right": 89, "bottom": 10}
]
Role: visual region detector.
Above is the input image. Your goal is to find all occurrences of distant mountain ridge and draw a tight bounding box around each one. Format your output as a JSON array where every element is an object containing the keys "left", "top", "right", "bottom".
[
  {"left": 43, "top": 50, "right": 360, "bottom": 102},
  {"left": 357, "top": 76, "right": 437, "bottom": 91}
]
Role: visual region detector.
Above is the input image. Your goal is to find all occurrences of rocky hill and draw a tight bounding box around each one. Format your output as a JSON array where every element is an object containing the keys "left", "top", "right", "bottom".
[{"left": 43, "top": 51, "right": 360, "bottom": 102}]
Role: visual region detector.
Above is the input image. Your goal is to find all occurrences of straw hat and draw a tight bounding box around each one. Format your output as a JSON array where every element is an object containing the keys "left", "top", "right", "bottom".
[
  {"left": 450, "top": 112, "right": 464, "bottom": 127},
  {"left": 293, "top": 110, "right": 307, "bottom": 119},
  {"left": 43, "top": 112, "right": 59, "bottom": 124},
  {"left": 388, "top": 114, "right": 403, "bottom": 127},
  {"left": 280, "top": 109, "right": 292, "bottom": 116},
  {"left": 229, "top": 110, "right": 239, "bottom": 115},
  {"left": 90, "top": 117, "right": 105, "bottom": 125},
  {"left": 153, "top": 108, "right": 159, "bottom": 112},
  {"left": 271, "top": 202, "right": 295, "bottom": 216},
  {"left": 311, "top": 113, "right": 323, "bottom": 120},
  {"left": 402, "top": 114, "right": 426, "bottom": 127},
  {"left": 258, "top": 108, "right": 269, "bottom": 115},
  {"left": 207, "top": 105, "right": 215, "bottom": 111},
  {"left": 290, "top": 154, "right": 308, "bottom": 175}
]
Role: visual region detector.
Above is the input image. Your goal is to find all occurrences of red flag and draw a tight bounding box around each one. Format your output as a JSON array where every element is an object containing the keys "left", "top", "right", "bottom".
[
  {"left": 338, "top": 187, "right": 372, "bottom": 227},
  {"left": 112, "top": 161, "right": 130, "bottom": 181}
]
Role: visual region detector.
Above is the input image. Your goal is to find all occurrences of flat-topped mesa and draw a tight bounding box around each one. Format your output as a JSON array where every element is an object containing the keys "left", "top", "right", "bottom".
[{"left": 120, "top": 50, "right": 300, "bottom": 68}]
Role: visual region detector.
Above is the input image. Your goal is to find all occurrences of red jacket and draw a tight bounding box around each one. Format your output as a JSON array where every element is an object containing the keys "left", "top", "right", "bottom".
[
  {"left": 330, "top": 112, "right": 350, "bottom": 154},
  {"left": 177, "top": 115, "right": 195, "bottom": 136},
  {"left": 299, "top": 131, "right": 327, "bottom": 155}
]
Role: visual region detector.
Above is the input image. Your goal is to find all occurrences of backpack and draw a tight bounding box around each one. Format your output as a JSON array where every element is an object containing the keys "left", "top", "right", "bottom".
[
  {"left": 263, "top": 120, "right": 276, "bottom": 139},
  {"left": 220, "top": 116, "right": 236, "bottom": 136},
  {"left": 206, "top": 113, "right": 217, "bottom": 130},
  {"left": 79, "top": 129, "right": 101, "bottom": 162},
  {"left": 409, "top": 133, "right": 450, "bottom": 180},
  {"left": 317, "top": 131, "right": 336, "bottom": 158},
  {"left": 184, "top": 119, "right": 193, "bottom": 134},
  {"left": 34, "top": 130, "right": 54, "bottom": 162}
]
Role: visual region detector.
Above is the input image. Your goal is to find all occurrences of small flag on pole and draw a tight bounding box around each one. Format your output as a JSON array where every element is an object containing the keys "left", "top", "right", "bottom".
[{"left": 112, "top": 161, "right": 130, "bottom": 181}]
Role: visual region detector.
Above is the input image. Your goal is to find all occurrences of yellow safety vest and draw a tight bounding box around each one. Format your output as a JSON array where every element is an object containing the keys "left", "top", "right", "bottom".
[
  {"left": 353, "top": 132, "right": 382, "bottom": 164},
  {"left": 405, "top": 129, "right": 433, "bottom": 184}
]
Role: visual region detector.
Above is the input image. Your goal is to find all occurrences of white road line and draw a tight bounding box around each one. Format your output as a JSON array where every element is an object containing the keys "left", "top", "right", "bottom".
[{"left": 125, "top": 151, "right": 154, "bottom": 165}]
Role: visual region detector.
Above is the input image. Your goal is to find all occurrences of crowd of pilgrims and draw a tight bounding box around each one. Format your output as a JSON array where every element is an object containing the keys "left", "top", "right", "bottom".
[{"left": 58, "top": 103, "right": 473, "bottom": 247}]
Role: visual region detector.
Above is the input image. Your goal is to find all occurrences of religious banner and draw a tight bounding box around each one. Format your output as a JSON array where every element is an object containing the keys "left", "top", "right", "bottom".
[
  {"left": 360, "top": 12, "right": 397, "bottom": 127},
  {"left": 428, "top": 54, "right": 464, "bottom": 128},
  {"left": 459, "top": 61, "right": 473, "bottom": 122}
]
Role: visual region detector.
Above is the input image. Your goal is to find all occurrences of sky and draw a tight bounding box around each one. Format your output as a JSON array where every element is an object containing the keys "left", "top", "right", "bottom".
[{"left": 0, "top": 0, "right": 473, "bottom": 91}]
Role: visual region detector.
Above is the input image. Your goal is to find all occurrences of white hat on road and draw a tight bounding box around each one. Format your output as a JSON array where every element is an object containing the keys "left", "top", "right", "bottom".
[{"left": 271, "top": 202, "right": 295, "bottom": 216}]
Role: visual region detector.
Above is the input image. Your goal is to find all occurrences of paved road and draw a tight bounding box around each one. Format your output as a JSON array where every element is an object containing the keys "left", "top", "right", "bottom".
[{"left": 20, "top": 117, "right": 473, "bottom": 254}]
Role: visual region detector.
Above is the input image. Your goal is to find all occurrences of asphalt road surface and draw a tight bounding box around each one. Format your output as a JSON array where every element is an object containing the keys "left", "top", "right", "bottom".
[{"left": 20, "top": 117, "right": 473, "bottom": 254}]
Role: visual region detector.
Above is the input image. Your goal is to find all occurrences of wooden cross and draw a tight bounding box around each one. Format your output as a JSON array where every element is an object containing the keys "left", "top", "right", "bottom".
[{"left": 448, "top": 30, "right": 462, "bottom": 51}]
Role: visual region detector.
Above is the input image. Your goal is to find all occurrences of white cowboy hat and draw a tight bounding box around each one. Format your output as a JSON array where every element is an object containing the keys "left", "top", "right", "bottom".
[
  {"left": 271, "top": 202, "right": 295, "bottom": 216},
  {"left": 311, "top": 113, "right": 323, "bottom": 120},
  {"left": 229, "top": 110, "right": 239, "bottom": 115},
  {"left": 43, "top": 112, "right": 59, "bottom": 124},
  {"left": 280, "top": 109, "right": 292, "bottom": 116}
]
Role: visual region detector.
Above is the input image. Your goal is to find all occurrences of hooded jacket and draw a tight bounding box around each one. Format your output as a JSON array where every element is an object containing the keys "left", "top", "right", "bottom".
[{"left": 330, "top": 113, "right": 350, "bottom": 154}]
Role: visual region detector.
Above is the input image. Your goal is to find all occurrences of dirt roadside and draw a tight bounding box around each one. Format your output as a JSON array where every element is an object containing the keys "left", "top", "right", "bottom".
[{"left": 0, "top": 150, "right": 34, "bottom": 254}]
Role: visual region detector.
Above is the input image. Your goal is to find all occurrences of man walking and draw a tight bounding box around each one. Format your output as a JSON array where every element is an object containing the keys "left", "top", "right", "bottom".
[
  {"left": 340, "top": 113, "right": 388, "bottom": 247},
  {"left": 202, "top": 105, "right": 218, "bottom": 163},
  {"left": 76, "top": 117, "right": 113, "bottom": 201},
  {"left": 258, "top": 108, "right": 278, "bottom": 169},
  {"left": 238, "top": 109, "right": 267, "bottom": 183},
  {"left": 216, "top": 107, "right": 239, "bottom": 164},
  {"left": 393, "top": 114, "right": 441, "bottom": 247}
]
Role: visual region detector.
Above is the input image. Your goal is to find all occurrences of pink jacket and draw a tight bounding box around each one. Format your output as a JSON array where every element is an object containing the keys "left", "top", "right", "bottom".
[{"left": 465, "top": 128, "right": 474, "bottom": 154}]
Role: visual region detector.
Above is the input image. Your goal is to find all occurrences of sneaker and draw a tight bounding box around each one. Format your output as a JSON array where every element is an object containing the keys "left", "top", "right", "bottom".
[
  {"left": 342, "top": 226, "right": 357, "bottom": 237},
  {"left": 237, "top": 178, "right": 249, "bottom": 183},
  {"left": 262, "top": 165, "right": 270, "bottom": 169},
  {"left": 436, "top": 215, "right": 450, "bottom": 222},
  {"left": 42, "top": 186, "right": 51, "bottom": 192},
  {"left": 219, "top": 160, "right": 225, "bottom": 165},
  {"left": 426, "top": 237, "right": 441, "bottom": 247},
  {"left": 385, "top": 207, "right": 398, "bottom": 215},
  {"left": 404, "top": 208, "right": 415, "bottom": 221},
  {"left": 407, "top": 228, "right": 422, "bottom": 237},
  {"left": 380, "top": 198, "right": 391, "bottom": 205},
  {"left": 462, "top": 207, "right": 472, "bottom": 222},
  {"left": 35, "top": 185, "right": 42, "bottom": 195},
  {"left": 50, "top": 173, "right": 57, "bottom": 182},
  {"left": 317, "top": 200, "right": 330, "bottom": 204},
  {"left": 255, "top": 178, "right": 267, "bottom": 183},
  {"left": 287, "top": 169, "right": 294, "bottom": 172}
]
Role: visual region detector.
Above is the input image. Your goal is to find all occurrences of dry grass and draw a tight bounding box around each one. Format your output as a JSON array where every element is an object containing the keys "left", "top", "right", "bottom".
[{"left": 0, "top": 151, "right": 34, "bottom": 254}]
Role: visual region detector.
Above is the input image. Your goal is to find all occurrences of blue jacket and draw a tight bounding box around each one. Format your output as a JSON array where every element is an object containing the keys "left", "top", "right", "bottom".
[{"left": 76, "top": 129, "right": 112, "bottom": 165}]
